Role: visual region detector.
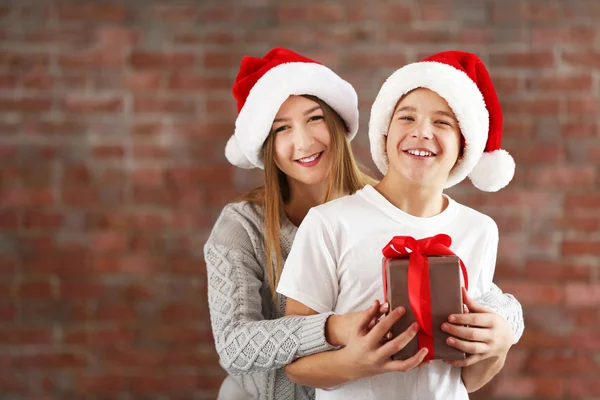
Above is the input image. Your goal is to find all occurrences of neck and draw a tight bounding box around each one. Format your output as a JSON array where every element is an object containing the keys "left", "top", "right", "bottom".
[
  {"left": 284, "top": 179, "right": 340, "bottom": 227},
  {"left": 375, "top": 172, "right": 447, "bottom": 218}
]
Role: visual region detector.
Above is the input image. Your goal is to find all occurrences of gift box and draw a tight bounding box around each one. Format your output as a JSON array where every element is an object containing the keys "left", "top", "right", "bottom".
[{"left": 381, "top": 234, "right": 468, "bottom": 361}]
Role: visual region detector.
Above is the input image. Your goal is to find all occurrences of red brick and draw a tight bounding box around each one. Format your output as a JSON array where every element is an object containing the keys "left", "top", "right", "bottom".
[
  {"left": 497, "top": 281, "right": 563, "bottom": 305},
  {"left": 525, "top": 260, "right": 591, "bottom": 281},
  {"left": 563, "top": 241, "right": 600, "bottom": 256},
  {"left": 526, "top": 166, "right": 595, "bottom": 188},
  {"left": 92, "top": 144, "right": 125, "bottom": 159},
  {"left": 532, "top": 27, "right": 597, "bottom": 46},
  {"left": 203, "top": 51, "right": 240, "bottom": 69},
  {"left": 59, "top": 282, "right": 104, "bottom": 299},
  {"left": 570, "top": 333, "right": 600, "bottom": 350},
  {"left": 0, "top": 305, "right": 16, "bottom": 322},
  {"left": 0, "top": 52, "right": 50, "bottom": 70},
  {"left": 565, "top": 284, "right": 600, "bottom": 306},
  {"left": 390, "top": 28, "right": 456, "bottom": 45},
  {"left": 199, "top": 5, "right": 234, "bottom": 23},
  {"left": 61, "top": 187, "right": 99, "bottom": 207},
  {"left": 565, "top": 193, "right": 600, "bottom": 209},
  {"left": 174, "top": 30, "right": 236, "bottom": 45},
  {"left": 493, "top": 376, "right": 565, "bottom": 398},
  {"left": 92, "top": 255, "right": 158, "bottom": 274},
  {"left": 490, "top": 51, "right": 555, "bottom": 68},
  {"left": 569, "top": 378, "right": 600, "bottom": 397},
  {"left": 131, "top": 122, "right": 164, "bottom": 137},
  {"left": 509, "top": 142, "right": 564, "bottom": 164},
  {"left": 560, "top": 122, "right": 597, "bottom": 138},
  {"left": 526, "top": 353, "right": 599, "bottom": 376},
  {"left": 16, "top": 279, "right": 54, "bottom": 299},
  {"left": 166, "top": 165, "right": 233, "bottom": 186},
  {"left": 64, "top": 327, "right": 134, "bottom": 346},
  {"left": 105, "top": 347, "right": 163, "bottom": 368},
  {"left": 0, "top": 371, "right": 26, "bottom": 392},
  {"left": 503, "top": 98, "right": 560, "bottom": 115},
  {"left": 563, "top": 51, "right": 600, "bottom": 68},
  {"left": 0, "top": 210, "right": 19, "bottom": 229},
  {"left": 527, "top": 74, "right": 593, "bottom": 92},
  {"left": 62, "top": 95, "right": 123, "bottom": 113},
  {"left": 95, "top": 304, "right": 137, "bottom": 322},
  {"left": 58, "top": 4, "right": 127, "bottom": 21},
  {"left": 0, "top": 327, "right": 53, "bottom": 345},
  {"left": 0, "top": 97, "right": 52, "bottom": 112},
  {"left": 153, "top": 5, "right": 197, "bottom": 21},
  {"left": 134, "top": 97, "right": 196, "bottom": 115},
  {"left": 133, "top": 144, "right": 170, "bottom": 159},
  {"left": 160, "top": 303, "right": 208, "bottom": 323},
  {"left": 124, "top": 71, "right": 163, "bottom": 91},
  {"left": 343, "top": 52, "right": 407, "bottom": 69},
  {"left": 169, "top": 73, "right": 231, "bottom": 91},
  {"left": 26, "top": 120, "right": 86, "bottom": 136},
  {"left": 76, "top": 374, "right": 128, "bottom": 393},
  {"left": 559, "top": 216, "right": 600, "bottom": 233},
  {"left": 130, "top": 51, "right": 195, "bottom": 69},
  {"left": 567, "top": 97, "right": 600, "bottom": 115},
  {"left": 58, "top": 52, "right": 122, "bottom": 69},
  {"left": 18, "top": 351, "right": 88, "bottom": 369},
  {"left": 23, "top": 210, "right": 63, "bottom": 230},
  {"left": 91, "top": 232, "right": 128, "bottom": 252}
]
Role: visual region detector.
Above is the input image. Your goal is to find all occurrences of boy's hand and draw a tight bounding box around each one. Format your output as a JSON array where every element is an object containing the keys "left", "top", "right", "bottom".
[
  {"left": 442, "top": 287, "right": 513, "bottom": 367},
  {"left": 337, "top": 300, "right": 429, "bottom": 381}
]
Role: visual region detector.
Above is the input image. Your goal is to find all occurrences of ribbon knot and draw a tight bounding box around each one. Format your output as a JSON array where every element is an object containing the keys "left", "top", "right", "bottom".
[{"left": 382, "top": 234, "right": 468, "bottom": 360}]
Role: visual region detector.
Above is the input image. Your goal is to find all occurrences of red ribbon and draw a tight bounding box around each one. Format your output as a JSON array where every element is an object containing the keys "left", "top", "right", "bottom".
[{"left": 381, "top": 234, "right": 468, "bottom": 360}]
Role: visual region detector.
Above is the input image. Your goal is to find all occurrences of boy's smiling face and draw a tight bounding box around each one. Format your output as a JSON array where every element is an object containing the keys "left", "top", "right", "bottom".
[{"left": 385, "top": 88, "right": 462, "bottom": 188}]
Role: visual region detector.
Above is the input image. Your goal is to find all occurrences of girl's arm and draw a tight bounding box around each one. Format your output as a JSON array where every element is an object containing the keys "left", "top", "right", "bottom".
[{"left": 204, "top": 207, "right": 336, "bottom": 375}]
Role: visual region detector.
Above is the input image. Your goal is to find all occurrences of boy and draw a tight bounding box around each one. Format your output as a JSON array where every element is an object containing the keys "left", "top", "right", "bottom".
[{"left": 277, "top": 51, "right": 517, "bottom": 399}]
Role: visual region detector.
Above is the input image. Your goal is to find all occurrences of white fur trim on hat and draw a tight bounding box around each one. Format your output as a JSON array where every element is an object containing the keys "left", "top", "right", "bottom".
[
  {"left": 228, "top": 62, "right": 358, "bottom": 169},
  {"left": 368, "top": 61, "right": 488, "bottom": 189},
  {"left": 225, "top": 135, "right": 255, "bottom": 169},
  {"left": 469, "top": 149, "right": 515, "bottom": 192}
]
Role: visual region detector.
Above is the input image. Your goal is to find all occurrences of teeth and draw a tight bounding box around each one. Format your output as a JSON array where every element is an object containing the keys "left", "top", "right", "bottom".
[
  {"left": 298, "top": 153, "right": 320, "bottom": 163},
  {"left": 407, "top": 149, "right": 434, "bottom": 157}
]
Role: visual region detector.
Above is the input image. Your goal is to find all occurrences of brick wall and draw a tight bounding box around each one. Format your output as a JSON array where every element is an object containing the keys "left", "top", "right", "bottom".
[{"left": 1, "top": 0, "right": 599, "bottom": 399}]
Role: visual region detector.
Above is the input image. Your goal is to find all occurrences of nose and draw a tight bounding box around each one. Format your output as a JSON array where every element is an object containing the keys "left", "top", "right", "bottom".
[
  {"left": 411, "top": 120, "right": 433, "bottom": 140},
  {"left": 291, "top": 124, "right": 316, "bottom": 151}
]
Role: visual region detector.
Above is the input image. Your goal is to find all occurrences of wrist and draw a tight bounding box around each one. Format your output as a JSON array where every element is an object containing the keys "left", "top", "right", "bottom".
[{"left": 325, "top": 314, "right": 342, "bottom": 347}]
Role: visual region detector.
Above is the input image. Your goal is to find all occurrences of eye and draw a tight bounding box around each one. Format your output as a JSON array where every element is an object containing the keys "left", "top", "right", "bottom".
[
  {"left": 399, "top": 116, "right": 415, "bottom": 121},
  {"left": 308, "top": 115, "right": 324, "bottom": 122},
  {"left": 274, "top": 125, "right": 289, "bottom": 134},
  {"left": 436, "top": 120, "right": 452, "bottom": 126}
]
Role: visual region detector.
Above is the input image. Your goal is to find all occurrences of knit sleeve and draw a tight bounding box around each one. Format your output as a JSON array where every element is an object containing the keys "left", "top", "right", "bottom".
[
  {"left": 475, "top": 282, "right": 524, "bottom": 344},
  {"left": 204, "top": 206, "right": 336, "bottom": 376}
]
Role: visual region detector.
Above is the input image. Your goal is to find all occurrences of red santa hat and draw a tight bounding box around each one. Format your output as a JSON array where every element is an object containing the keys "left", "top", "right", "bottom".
[
  {"left": 225, "top": 47, "right": 359, "bottom": 169},
  {"left": 368, "top": 50, "right": 515, "bottom": 192}
]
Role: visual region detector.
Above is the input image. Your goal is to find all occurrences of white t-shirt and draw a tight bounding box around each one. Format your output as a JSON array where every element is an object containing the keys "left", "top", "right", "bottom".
[{"left": 277, "top": 185, "right": 499, "bottom": 400}]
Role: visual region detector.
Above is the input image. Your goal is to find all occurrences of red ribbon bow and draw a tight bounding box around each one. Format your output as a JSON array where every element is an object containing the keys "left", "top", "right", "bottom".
[{"left": 382, "top": 234, "right": 468, "bottom": 360}]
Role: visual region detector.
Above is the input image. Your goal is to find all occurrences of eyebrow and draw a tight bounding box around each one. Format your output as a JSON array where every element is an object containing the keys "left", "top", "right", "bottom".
[
  {"left": 273, "top": 106, "right": 322, "bottom": 123},
  {"left": 394, "top": 106, "right": 456, "bottom": 121}
]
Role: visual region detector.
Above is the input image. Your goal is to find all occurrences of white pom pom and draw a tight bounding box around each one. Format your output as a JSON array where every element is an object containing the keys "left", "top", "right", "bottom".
[
  {"left": 225, "top": 135, "right": 257, "bottom": 169},
  {"left": 469, "top": 149, "right": 515, "bottom": 192}
]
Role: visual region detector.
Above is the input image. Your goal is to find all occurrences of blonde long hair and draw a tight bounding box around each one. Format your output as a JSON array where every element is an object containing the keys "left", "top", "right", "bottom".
[{"left": 241, "top": 95, "right": 377, "bottom": 303}]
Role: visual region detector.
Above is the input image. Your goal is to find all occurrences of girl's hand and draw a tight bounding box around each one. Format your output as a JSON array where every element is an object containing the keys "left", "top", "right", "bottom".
[{"left": 326, "top": 302, "right": 390, "bottom": 346}]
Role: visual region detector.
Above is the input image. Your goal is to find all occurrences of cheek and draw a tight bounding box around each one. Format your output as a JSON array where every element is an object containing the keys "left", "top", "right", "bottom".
[{"left": 273, "top": 135, "right": 291, "bottom": 166}]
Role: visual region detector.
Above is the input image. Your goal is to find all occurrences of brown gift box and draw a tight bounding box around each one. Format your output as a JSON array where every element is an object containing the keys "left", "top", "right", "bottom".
[{"left": 383, "top": 255, "right": 465, "bottom": 361}]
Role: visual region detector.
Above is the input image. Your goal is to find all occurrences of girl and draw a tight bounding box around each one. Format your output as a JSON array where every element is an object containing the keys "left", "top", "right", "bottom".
[{"left": 205, "top": 48, "right": 523, "bottom": 400}]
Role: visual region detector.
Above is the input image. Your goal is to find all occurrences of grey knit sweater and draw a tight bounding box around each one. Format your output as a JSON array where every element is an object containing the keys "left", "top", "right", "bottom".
[{"left": 204, "top": 201, "right": 524, "bottom": 400}]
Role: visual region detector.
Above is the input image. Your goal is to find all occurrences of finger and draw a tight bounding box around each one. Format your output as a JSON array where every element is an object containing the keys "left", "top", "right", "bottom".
[
  {"left": 356, "top": 300, "right": 381, "bottom": 334},
  {"left": 448, "top": 312, "right": 495, "bottom": 328},
  {"left": 446, "top": 336, "right": 489, "bottom": 355},
  {"left": 383, "top": 348, "right": 429, "bottom": 373},
  {"left": 379, "top": 302, "right": 390, "bottom": 314},
  {"left": 368, "top": 317, "right": 378, "bottom": 330},
  {"left": 463, "top": 303, "right": 470, "bottom": 314},
  {"left": 367, "top": 306, "right": 405, "bottom": 342},
  {"left": 377, "top": 322, "right": 419, "bottom": 359},
  {"left": 444, "top": 354, "right": 483, "bottom": 368},
  {"left": 441, "top": 323, "right": 493, "bottom": 343},
  {"left": 461, "top": 287, "right": 492, "bottom": 314}
]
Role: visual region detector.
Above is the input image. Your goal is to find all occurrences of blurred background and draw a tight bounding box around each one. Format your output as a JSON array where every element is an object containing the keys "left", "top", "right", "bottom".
[{"left": 1, "top": 0, "right": 599, "bottom": 399}]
